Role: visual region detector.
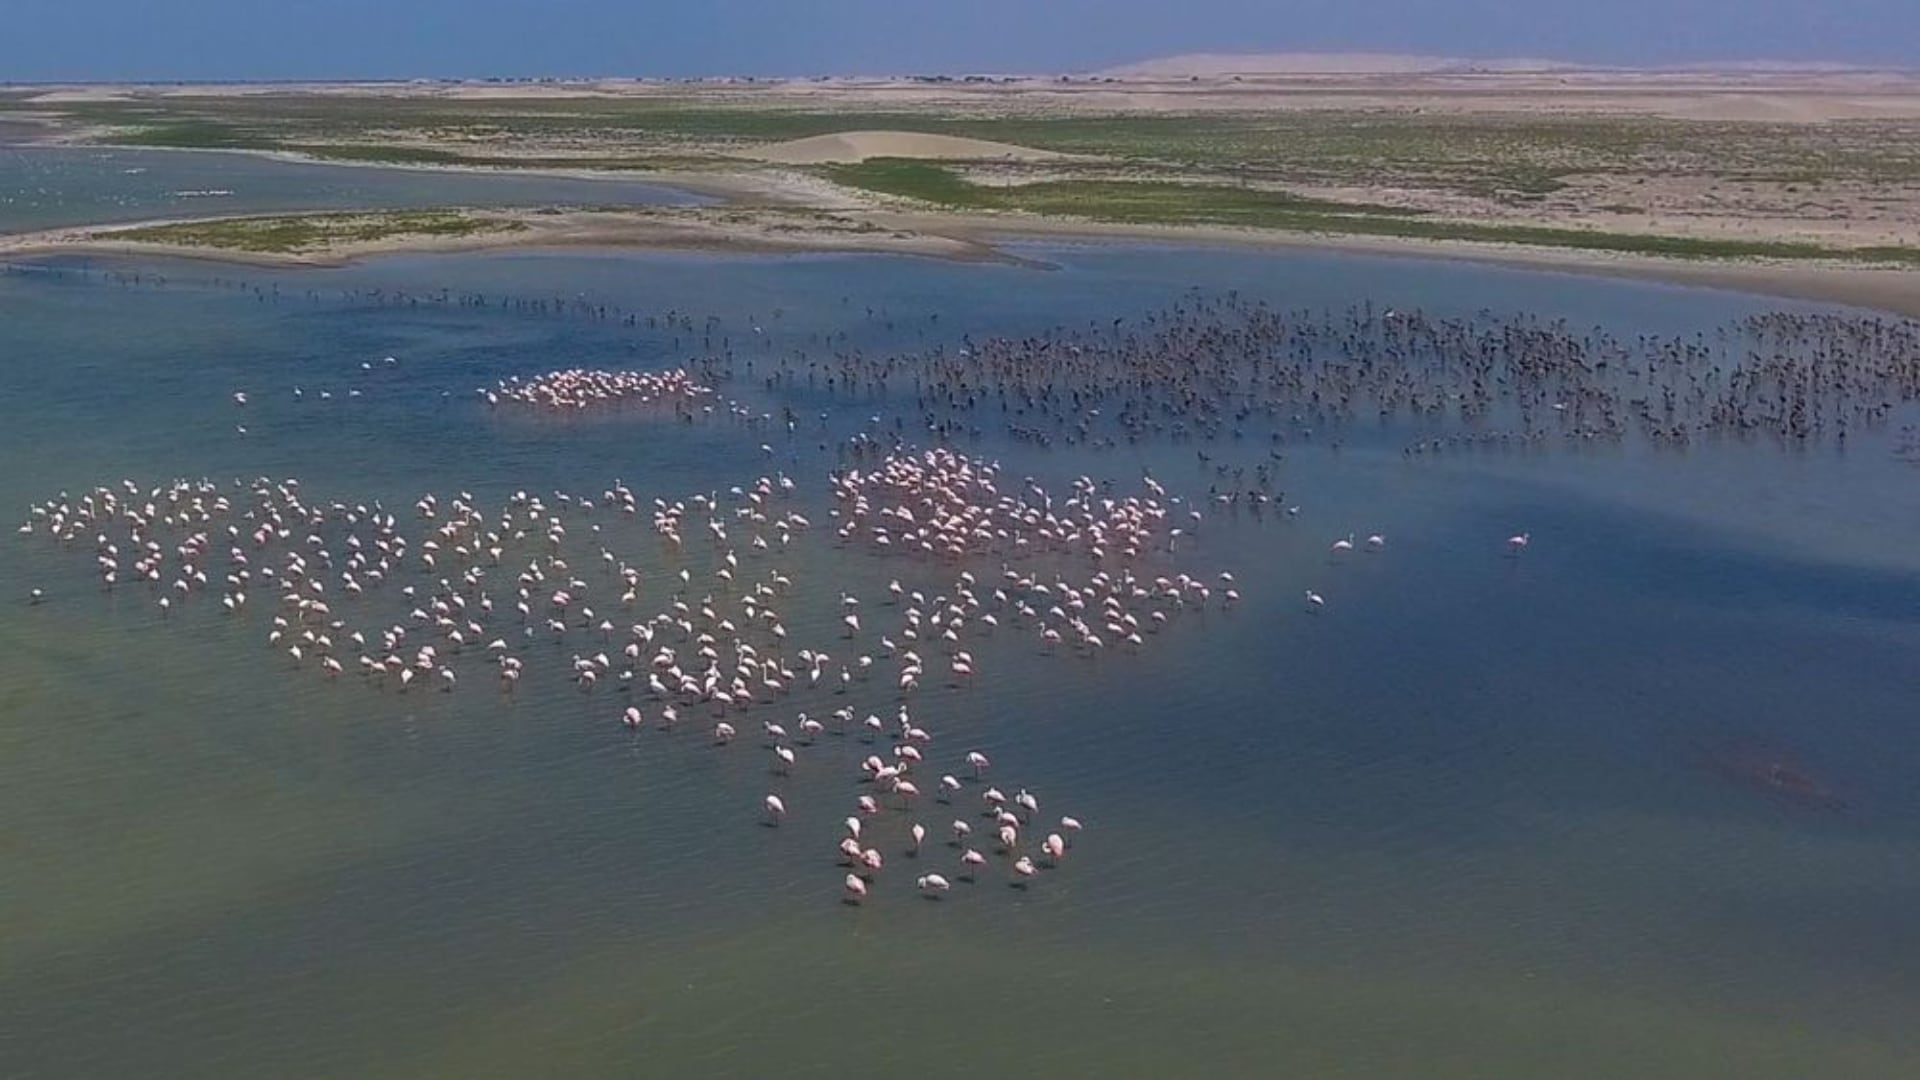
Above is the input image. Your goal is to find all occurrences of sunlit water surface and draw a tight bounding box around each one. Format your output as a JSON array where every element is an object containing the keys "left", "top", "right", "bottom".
[{"left": 2, "top": 240, "right": 1918, "bottom": 1080}]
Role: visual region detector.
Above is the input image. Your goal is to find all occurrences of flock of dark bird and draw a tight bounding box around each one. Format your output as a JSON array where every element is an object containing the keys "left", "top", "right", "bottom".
[{"left": 738, "top": 296, "right": 1920, "bottom": 467}]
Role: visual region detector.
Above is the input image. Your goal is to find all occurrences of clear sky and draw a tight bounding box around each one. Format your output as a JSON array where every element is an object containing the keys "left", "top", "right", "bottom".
[{"left": 2, "top": 0, "right": 1913, "bottom": 82}]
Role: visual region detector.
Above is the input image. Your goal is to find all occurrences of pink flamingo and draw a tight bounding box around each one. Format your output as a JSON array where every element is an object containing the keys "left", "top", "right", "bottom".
[{"left": 1042, "top": 833, "right": 1067, "bottom": 863}]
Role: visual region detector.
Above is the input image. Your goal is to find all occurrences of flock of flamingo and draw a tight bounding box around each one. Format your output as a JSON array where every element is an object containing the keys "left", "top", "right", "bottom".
[
  {"left": 15, "top": 442, "right": 1542, "bottom": 902},
  {"left": 17, "top": 418, "right": 1361, "bottom": 901},
  {"left": 481, "top": 367, "right": 713, "bottom": 412}
]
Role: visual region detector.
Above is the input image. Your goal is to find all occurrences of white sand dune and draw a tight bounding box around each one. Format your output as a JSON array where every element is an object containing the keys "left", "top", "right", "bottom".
[
  {"left": 1099, "top": 52, "right": 1583, "bottom": 78},
  {"left": 749, "top": 131, "right": 1065, "bottom": 165},
  {"left": 24, "top": 88, "right": 137, "bottom": 103}
]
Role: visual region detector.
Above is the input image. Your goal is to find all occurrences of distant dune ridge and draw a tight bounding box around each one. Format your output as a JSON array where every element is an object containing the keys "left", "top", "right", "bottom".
[
  {"left": 1095, "top": 51, "right": 1897, "bottom": 78},
  {"left": 749, "top": 131, "right": 1065, "bottom": 164},
  {"left": 1096, "top": 52, "right": 1581, "bottom": 77}
]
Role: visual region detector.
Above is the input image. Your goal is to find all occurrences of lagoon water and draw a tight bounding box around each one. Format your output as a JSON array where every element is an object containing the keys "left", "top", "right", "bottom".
[
  {"left": 0, "top": 146, "right": 699, "bottom": 233},
  {"left": 3, "top": 224, "right": 1920, "bottom": 1076}
]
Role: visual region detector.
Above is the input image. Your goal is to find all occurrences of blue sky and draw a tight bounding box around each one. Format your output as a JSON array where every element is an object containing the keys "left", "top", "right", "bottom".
[{"left": 2, "top": 0, "right": 1912, "bottom": 81}]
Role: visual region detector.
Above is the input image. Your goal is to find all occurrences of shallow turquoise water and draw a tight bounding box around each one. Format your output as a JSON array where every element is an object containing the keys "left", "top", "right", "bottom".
[{"left": 2, "top": 240, "right": 1919, "bottom": 1079}]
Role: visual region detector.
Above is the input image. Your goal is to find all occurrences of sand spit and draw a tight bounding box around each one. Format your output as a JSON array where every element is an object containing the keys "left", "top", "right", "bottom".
[{"left": 0, "top": 206, "right": 1032, "bottom": 269}]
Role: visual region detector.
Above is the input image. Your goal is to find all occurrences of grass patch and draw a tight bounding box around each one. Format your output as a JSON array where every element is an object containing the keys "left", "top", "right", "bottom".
[
  {"left": 831, "top": 159, "right": 983, "bottom": 203},
  {"left": 105, "top": 209, "right": 520, "bottom": 254},
  {"left": 829, "top": 159, "right": 1920, "bottom": 265},
  {"left": 110, "top": 120, "right": 275, "bottom": 151},
  {"left": 828, "top": 159, "right": 1421, "bottom": 224}
]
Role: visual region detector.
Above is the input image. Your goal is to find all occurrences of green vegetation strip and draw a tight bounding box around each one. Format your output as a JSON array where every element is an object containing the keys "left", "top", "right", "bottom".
[
  {"left": 105, "top": 210, "right": 519, "bottom": 254},
  {"left": 67, "top": 97, "right": 1920, "bottom": 186},
  {"left": 828, "top": 159, "right": 1920, "bottom": 266}
]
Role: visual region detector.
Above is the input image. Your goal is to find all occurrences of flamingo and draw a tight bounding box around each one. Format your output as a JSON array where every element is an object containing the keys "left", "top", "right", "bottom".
[
  {"left": 844, "top": 873, "right": 868, "bottom": 903},
  {"left": 1014, "top": 788, "right": 1039, "bottom": 818},
  {"left": 917, "top": 873, "right": 951, "bottom": 896},
  {"left": 1304, "top": 590, "right": 1325, "bottom": 612},
  {"left": 1507, "top": 532, "right": 1531, "bottom": 555},
  {"left": 764, "top": 794, "right": 786, "bottom": 825}
]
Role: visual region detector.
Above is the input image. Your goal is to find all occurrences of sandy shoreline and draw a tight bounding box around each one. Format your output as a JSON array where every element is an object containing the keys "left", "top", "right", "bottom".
[{"left": 2, "top": 197, "right": 1915, "bottom": 318}]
